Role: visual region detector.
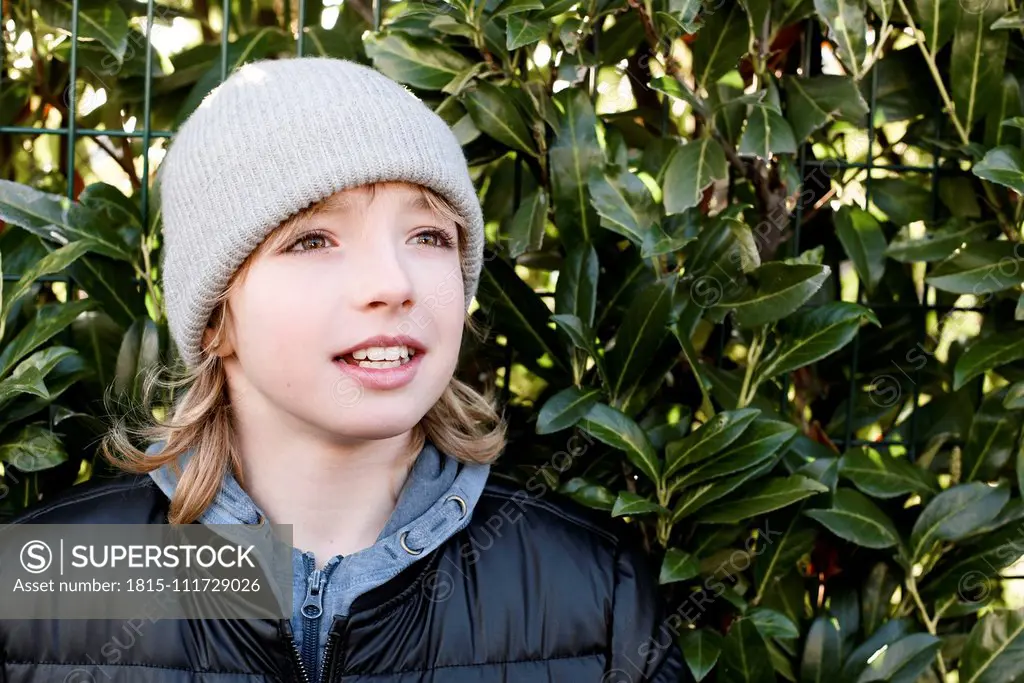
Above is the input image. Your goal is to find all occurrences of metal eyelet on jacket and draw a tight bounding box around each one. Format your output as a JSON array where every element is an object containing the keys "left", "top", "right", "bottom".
[
  {"left": 400, "top": 531, "right": 423, "bottom": 555},
  {"left": 446, "top": 494, "right": 467, "bottom": 519}
]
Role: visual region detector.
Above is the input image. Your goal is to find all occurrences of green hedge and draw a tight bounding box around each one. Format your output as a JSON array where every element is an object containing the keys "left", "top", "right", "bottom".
[{"left": 2, "top": 0, "right": 1024, "bottom": 679}]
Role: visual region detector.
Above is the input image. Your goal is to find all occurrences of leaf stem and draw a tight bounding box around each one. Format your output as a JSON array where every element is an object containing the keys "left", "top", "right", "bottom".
[
  {"left": 906, "top": 574, "right": 948, "bottom": 679},
  {"left": 738, "top": 327, "right": 765, "bottom": 408}
]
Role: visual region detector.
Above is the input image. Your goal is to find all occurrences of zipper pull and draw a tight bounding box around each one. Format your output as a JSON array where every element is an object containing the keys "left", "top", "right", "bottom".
[{"left": 300, "top": 568, "right": 326, "bottom": 619}]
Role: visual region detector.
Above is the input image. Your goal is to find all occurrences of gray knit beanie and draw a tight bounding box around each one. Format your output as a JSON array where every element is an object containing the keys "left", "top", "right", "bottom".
[{"left": 157, "top": 57, "right": 485, "bottom": 370}]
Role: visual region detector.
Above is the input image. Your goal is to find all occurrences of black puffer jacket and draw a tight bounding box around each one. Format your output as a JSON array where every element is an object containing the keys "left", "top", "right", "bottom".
[{"left": 0, "top": 471, "right": 686, "bottom": 682}]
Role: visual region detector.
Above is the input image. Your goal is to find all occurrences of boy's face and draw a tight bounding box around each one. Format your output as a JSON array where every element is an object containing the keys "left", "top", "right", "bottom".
[{"left": 210, "top": 182, "right": 465, "bottom": 442}]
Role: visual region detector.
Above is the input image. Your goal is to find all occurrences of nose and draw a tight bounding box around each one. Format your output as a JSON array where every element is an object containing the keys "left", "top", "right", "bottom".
[{"left": 349, "top": 239, "right": 415, "bottom": 311}]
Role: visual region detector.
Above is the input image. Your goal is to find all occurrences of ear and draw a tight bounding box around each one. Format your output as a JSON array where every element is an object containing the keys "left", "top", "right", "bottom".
[{"left": 202, "top": 309, "right": 236, "bottom": 358}]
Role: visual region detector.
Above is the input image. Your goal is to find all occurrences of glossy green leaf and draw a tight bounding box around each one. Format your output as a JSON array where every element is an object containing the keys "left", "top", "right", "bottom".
[
  {"left": 0, "top": 239, "right": 100, "bottom": 316},
  {"left": 814, "top": 0, "right": 867, "bottom": 79},
  {"left": 0, "top": 300, "right": 95, "bottom": 378},
  {"left": 955, "top": 332, "right": 1024, "bottom": 390},
  {"left": 951, "top": 0, "right": 1009, "bottom": 126},
  {"left": 719, "top": 618, "right": 775, "bottom": 683},
  {"left": 664, "top": 408, "right": 761, "bottom": 479},
  {"left": 835, "top": 206, "right": 887, "bottom": 294},
  {"left": 856, "top": 635, "right": 939, "bottom": 682},
  {"left": 660, "top": 548, "right": 700, "bottom": 584},
  {"left": 963, "top": 388, "right": 1020, "bottom": 481},
  {"left": 78, "top": 182, "right": 143, "bottom": 244},
  {"left": 986, "top": 75, "right": 1023, "bottom": 149},
  {"left": 10, "top": 346, "right": 76, "bottom": 384},
  {"left": 672, "top": 458, "right": 779, "bottom": 523},
  {"left": 0, "top": 424, "right": 69, "bottom": 473},
  {"left": 0, "top": 181, "right": 133, "bottom": 261},
  {"left": 749, "top": 607, "right": 800, "bottom": 640},
  {"left": 493, "top": 0, "right": 545, "bottom": 16},
  {"left": 861, "top": 562, "right": 899, "bottom": 637},
  {"left": 800, "top": 615, "right": 843, "bottom": 683},
  {"left": 551, "top": 314, "right": 604, "bottom": 374},
  {"left": 561, "top": 479, "right": 616, "bottom": 511},
  {"left": 870, "top": 177, "right": 932, "bottom": 226},
  {"left": 663, "top": 138, "right": 729, "bottom": 215},
  {"left": 909, "top": 481, "right": 1010, "bottom": 562},
  {"left": 0, "top": 367, "right": 48, "bottom": 405},
  {"left": 866, "top": 0, "right": 894, "bottom": 23},
  {"left": 960, "top": 607, "right": 1024, "bottom": 683},
  {"left": 588, "top": 167, "right": 659, "bottom": 245},
  {"left": 784, "top": 75, "right": 869, "bottom": 141},
  {"left": 885, "top": 219, "right": 988, "bottom": 262},
  {"left": 38, "top": 0, "right": 130, "bottom": 63},
  {"left": 611, "top": 491, "right": 668, "bottom": 517},
  {"left": 578, "top": 402, "right": 661, "bottom": 483},
  {"left": 838, "top": 446, "right": 936, "bottom": 498},
  {"left": 973, "top": 145, "right": 1024, "bottom": 195},
  {"left": 714, "top": 263, "right": 831, "bottom": 328},
  {"left": 536, "top": 386, "right": 601, "bottom": 435},
  {"left": 671, "top": 419, "right": 797, "bottom": 490},
  {"left": 754, "top": 514, "right": 818, "bottom": 601},
  {"left": 681, "top": 628, "right": 722, "bottom": 682},
  {"left": 462, "top": 80, "right": 537, "bottom": 156},
  {"left": 651, "top": 75, "right": 708, "bottom": 117},
  {"left": 758, "top": 303, "right": 879, "bottom": 381},
  {"left": 691, "top": 3, "right": 750, "bottom": 90},
  {"left": 364, "top": 33, "right": 472, "bottom": 90},
  {"left": 992, "top": 9, "right": 1024, "bottom": 29},
  {"left": 507, "top": 188, "right": 548, "bottom": 258},
  {"left": 1005, "top": 381, "right": 1024, "bottom": 409},
  {"left": 534, "top": 0, "right": 579, "bottom": 18},
  {"left": 739, "top": 107, "right": 798, "bottom": 158},
  {"left": 698, "top": 475, "right": 830, "bottom": 524},
  {"left": 476, "top": 255, "right": 568, "bottom": 372},
  {"left": 554, "top": 243, "right": 598, "bottom": 327},
  {"left": 925, "top": 241, "right": 1024, "bottom": 294},
  {"left": 805, "top": 488, "right": 901, "bottom": 548},
  {"left": 911, "top": 0, "right": 960, "bottom": 53},
  {"left": 768, "top": 641, "right": 797, "bottom": 682},
  {"left": 505, "top": 14, "right": 547, "bottom": 49},
  {"left": 840, "top": 619, "right": 914, "bottom": 681},
  {"left": 604, "top": 278, "right": 674, "bottom": 404},
  {"left": 550, "top": 89, "right": 603, "bottom": 243},
  {"left": 557, "top": 479, "right": 613, "bottom": 512},
  {"left": 111, "top": 317, "right": 160, "bottom": 405}
]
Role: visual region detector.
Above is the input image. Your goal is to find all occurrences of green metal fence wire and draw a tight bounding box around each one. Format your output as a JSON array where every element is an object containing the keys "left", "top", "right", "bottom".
[{"left": 0, "top": 3, "right": 988, "bottom": 478}]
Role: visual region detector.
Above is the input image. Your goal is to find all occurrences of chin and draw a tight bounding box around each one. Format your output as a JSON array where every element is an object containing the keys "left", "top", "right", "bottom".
[{"left": 316, "top": 410, "right": 426, "bottom": 441}]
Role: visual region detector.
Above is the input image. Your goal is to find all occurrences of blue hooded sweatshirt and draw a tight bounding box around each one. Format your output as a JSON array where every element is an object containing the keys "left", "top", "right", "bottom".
[{"left": 146, "top": 440, "right": 491, "bottom": 683}]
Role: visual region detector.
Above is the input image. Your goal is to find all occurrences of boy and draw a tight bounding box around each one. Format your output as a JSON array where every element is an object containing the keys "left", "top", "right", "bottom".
[{"left": 0, "top": 57, "right": 684, "bottom": 683}]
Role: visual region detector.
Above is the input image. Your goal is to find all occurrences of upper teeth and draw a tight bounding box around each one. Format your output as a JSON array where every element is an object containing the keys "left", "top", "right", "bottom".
[{"left": 350, "top": 345, "right": 414, "bottom": 361}]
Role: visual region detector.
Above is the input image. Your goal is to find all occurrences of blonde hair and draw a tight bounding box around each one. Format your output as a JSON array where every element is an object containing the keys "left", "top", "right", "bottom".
[{"left": 101, "top": 181, "right": 507, "bottom": 524}]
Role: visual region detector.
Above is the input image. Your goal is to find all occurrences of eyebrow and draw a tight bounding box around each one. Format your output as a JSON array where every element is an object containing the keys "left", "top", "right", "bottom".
[{"left": 320, "top": 192, "right": 435, "bottom": 216}]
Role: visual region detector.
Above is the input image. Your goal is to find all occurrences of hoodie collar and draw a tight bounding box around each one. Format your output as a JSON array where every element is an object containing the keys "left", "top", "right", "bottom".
[{"left": 146, "top": 439, "right": 478, "bottom": 539}]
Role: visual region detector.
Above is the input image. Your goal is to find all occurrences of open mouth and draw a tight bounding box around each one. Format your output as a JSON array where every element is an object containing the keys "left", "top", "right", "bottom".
[
  {"left": 333, "top": 347, "right": 419, "bottom": 369},
  {"left": 334, "top": 354, "right": 416, "bottom": 369},
  {"left": 331, "top": 348, "right": 424, "bottom": 390}
]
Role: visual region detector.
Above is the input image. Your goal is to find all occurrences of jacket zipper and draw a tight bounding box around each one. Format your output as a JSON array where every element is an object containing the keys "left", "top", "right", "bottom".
[
  {"left": 287, "top": 628, "right": 311, "bottom": 683},
  {"left": 319, "top": 626, "right": 339, "bottom": 683},
  {"left": 300, "top": 557, "right": 327, "bottom": 683}
]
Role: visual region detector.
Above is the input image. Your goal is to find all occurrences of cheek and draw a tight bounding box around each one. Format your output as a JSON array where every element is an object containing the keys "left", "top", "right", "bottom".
[
  {"left": 418, "top": 267, "right": 464, "bottom": 333},
  {"left": 232, "top": 270, "right": 322, "bottom": 355}
]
